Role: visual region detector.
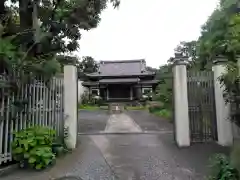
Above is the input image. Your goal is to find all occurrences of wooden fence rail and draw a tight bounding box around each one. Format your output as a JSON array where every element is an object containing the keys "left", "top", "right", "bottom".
[{"left": 0, "top": 74, "right": 64, "bottom": 165}]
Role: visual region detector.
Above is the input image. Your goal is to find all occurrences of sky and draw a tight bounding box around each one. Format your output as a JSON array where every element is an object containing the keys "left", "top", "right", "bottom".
[{"left": 76, "top": 0, "right": 219, "bottom": 68}]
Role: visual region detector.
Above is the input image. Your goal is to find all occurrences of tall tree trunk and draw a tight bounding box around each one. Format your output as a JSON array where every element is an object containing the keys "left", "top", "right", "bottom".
[
  {"left": 19, "top": 0, "right": 33, "bottom": 50},
  {"left": 32, "top": 0, "right": 41, "bottom": 55},
  {"left": 0, "top": 0, "right": 6, "bottom": 15},
  {"left": 19, "top": 0, "right": 33, "bottom": 30}
]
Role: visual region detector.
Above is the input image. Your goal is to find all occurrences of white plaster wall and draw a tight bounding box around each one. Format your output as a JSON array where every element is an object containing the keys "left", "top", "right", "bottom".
[
  {"left": 78, "top": 80, "right": 88, "bottom": 103},
  {"left": 213, "top": 64, "right": 233, "bottom": 146}
]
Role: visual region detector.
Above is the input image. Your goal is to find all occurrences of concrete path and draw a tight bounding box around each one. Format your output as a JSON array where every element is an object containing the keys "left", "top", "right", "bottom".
[
  {"left": 90, "top": 134, "right": 229, "bottom": 180},
  {"left": 105, "top": 114, "right": 142, "bottom": 133},
  {"left": 1, "top": 111, "right": 229, "bottom": 180}
]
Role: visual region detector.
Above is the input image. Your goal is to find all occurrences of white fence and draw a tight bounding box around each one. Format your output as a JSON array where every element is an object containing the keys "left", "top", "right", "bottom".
[{"left": 0, "top": 74, "right": 64, "bottom": 165}]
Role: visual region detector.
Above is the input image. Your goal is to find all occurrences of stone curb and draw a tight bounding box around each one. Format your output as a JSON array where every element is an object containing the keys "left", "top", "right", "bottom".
[{"left": 78, "top": 131, "right": 173, "bottom": 135}]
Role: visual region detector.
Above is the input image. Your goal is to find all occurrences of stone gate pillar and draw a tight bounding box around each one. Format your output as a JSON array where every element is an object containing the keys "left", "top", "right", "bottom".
[
  {"left": 213, "top": 56, "right": 233, "bottom": 146},
  {"left": 64, "top": 65, "right": 78, "bottom": 149},
  {"left": 173, "top": 55, "right": 190, "bottom": 147}
]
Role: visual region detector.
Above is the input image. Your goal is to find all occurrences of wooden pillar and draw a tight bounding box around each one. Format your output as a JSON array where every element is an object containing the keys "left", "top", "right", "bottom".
[
  {"left": 88, "top": 87, "right": 90, "bottom": 100},
  {"left": 130, "top": 86, "right": 133, "bottom": 100},
  {"left": 107, "top": 86, "right": 109, "bottom": 100}
]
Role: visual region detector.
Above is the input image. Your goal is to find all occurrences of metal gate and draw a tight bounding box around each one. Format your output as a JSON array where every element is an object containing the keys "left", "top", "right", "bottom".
[{"left": 187, "top": 71, "right": 217, "bottom": 143}]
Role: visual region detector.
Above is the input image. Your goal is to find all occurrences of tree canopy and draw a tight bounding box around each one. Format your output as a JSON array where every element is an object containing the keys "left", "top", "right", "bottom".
[
  {"left": 0, "top": 0, "right": 120, "bottom": 81},
  {"left": 198, "top": 0, "right": 240, "bottom": 66}
]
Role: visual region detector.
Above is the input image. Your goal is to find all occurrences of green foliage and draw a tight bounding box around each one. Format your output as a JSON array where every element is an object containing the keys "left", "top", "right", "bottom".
[
  {"left": 154, "top": 64, "right": 173, "bottom": 109},
  {"left": 148, "top": 103, "right": 163, "bottom": 113},
  {"left": 154, "top": 109, "right": 172, "bottom": 119},
  {"left": 12, "top": 126, "right": 56, "bottom": 170},
  {"left": 0, "top": 0, "right": 119, "bottom": 123},
  {"left": 80, "top": 91, "right": 103, "bottom": 106},
  {"left": 218, "top": 62, "right": 240, "bottom": 127},
  {"left": 208, "top": 154, "right": 239, "bottom": 180},
  {"left": 77, "top": 56, "right": 99, "bottom": 80},
  {"left": 125, "top": 106, "right": 146, "bottom": 110},
  {"left": 78, "top": 104, "right": 99, "bottom": 110},
  {"left": 231, "top": 143, "right": 240, "bottom": 176},
  {"left": 78, "top": 56, "right": 98, "bottom": 74},
  {"left": 80, "top": 91, "right": 90, "bottom": 105},
  {"left": 198, "top": 0, "right": 240, "bottom": 66}
]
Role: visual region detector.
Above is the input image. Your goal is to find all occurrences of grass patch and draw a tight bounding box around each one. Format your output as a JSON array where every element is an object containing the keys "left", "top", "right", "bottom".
[
  {"left": 78, "top": 104, "right": 100, "bottom": 110},
  {"left": 125, "top": 106, "right": 147, "bottom": 110},
  {"left": 151, "top": 109, "right": 172, "bottom": 120},
  {"left": 78, "top": 104, "right": 109, "bottom": 110}
]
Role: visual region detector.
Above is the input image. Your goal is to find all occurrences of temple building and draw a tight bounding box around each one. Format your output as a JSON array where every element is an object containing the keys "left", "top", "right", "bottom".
[{"left": 82, "top": 59, "right": 159, "bottom": 102}]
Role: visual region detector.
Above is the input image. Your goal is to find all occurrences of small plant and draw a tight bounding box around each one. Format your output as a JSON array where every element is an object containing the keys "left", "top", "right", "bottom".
[
  {"left": 208, "top": 154, "right": 239, "bottom": 180},
  {"left": 230, "top": 143, "right": 240, "bottom": 177},
  {"left": 156, "top": 109, "right": 172, "bottom": 119},
  {"left": 148, "top": 102, "right": 163, "bottom": 113},
  {"left": 12, "top": 126, "right": 56, "bottom": 170}
]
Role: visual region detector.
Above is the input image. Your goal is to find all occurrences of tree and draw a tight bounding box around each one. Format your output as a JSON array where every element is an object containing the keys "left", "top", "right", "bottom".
[
  {"left": 2, "top": 0, "right": 121, "bottom": 55},
  {"left": 146, "top": 66, "right": 157, "bottom": 72},
  {"left": 77, "top": 56, "right": 98, "bottom": 79},
  {"left": 78, "top": 56, "right": 98, "bottom": 74},
  {"left": 174, "top": 41, "right": 197, "bottom": 61},
  {"left": 0, "top": 0, "right": 121, "bottom": 119},
  {"left": 198, "top": 0, "right": 240, "bottom": 67},
  {"left": 0, "top": 0, "right": 120, "bottom": 79},
  {"left": 196, "top": 0, "right": 240, "bottom": 128}
]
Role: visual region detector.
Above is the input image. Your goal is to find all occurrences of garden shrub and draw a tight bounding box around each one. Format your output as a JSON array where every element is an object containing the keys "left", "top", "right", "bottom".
[
  {"left": 148, "top": 101, "right": 163, "bottom": 113},
  {"left": 157, "top": 109, "right": 172, "bottom": 119},
  {"left": 12, "top": 126, "right": 57, "bottom": 170},
  {"left": 208, "top": 154, "right": 239, "bottom": 180},
  {"left": 230, "top": 143, "right": 240, "bottom": 177}
]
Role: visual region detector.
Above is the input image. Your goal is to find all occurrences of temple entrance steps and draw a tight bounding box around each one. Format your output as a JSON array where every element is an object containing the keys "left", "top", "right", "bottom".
[
  {"left": 107, "top": 101, "right": 145, "bottom": 114},
  {"left": 108, "top": 103, "right": 124, "bottom": 114}
]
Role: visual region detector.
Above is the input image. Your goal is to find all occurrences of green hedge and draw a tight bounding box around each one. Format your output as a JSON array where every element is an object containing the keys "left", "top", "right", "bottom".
[
  {"left": 155, "top": 109, "right": 172, "bottom": 119},
  {"left": 148, "top": 104, "right": 163, "bottom": 113}
]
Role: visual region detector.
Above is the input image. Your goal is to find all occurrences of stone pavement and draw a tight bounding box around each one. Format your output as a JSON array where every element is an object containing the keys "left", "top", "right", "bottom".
[
  {"left": 1, "top": 111, "right": 229, "bottom": 180},
  {"left": 104, "top": 113, "right": 142, "bottom": 133}
]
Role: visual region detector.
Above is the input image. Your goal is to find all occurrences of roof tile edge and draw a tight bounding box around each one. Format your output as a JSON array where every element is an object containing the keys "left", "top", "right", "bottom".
[{"left": 99, "top": 59, "right": 145, "bottom": 64}]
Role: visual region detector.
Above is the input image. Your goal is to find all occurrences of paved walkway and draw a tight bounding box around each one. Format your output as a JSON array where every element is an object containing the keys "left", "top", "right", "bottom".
[
  {"left": 1, "top": 111, "right": 229, "bottom": 180},
  {"left": 104, "top": 114, "right": 142, "bottom": 133}
]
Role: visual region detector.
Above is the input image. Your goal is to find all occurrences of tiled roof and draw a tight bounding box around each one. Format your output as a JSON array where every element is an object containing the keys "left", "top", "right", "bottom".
[
  {"left": 87, "top": 59, "right": 155, "bottom": 76},
  {"left": 99, "top": 78, "right": 140, "bottom": 84}
]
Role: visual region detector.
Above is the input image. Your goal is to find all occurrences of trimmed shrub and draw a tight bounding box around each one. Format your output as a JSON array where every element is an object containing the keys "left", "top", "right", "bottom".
[{"left": 148, "top": 102, "right": 163, "bottom": 113}]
